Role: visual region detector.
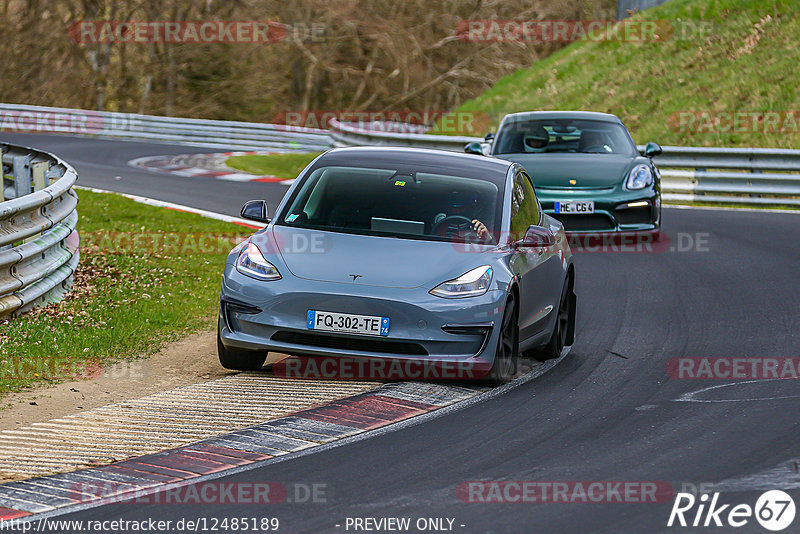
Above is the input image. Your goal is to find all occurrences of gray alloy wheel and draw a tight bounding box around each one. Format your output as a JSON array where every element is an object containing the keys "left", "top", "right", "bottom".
[{"left": 487, "top": 295, "right": 519, "bottom": 384}]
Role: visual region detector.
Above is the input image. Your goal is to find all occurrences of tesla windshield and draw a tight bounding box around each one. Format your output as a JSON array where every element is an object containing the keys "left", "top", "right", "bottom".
[
  {"left": 494, "top": 119, "right": 637, "bottom": 156},
  {"left": 279, "top": 165, "right": 503, "bottom": 244}
]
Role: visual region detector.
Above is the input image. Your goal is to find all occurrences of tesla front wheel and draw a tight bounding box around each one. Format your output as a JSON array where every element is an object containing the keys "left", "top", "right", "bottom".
[
  {"left": 217, "top": 332, "right": 268, "bottom": 371},
  {"left": 487, "top": 295, "right": 519, "bottom": 385}
]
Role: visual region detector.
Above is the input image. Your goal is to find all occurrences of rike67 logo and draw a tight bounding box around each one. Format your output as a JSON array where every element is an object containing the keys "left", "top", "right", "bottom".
[{"left": 668, "top": 490, "right": 796, "bottom": 531}]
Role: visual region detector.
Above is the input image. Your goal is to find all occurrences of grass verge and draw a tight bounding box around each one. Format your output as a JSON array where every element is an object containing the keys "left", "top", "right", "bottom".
[
  {"left": 453, "top": 0, "right": 800, "bottom": 148},
  {"left": 226, "top": 152, "right": 322, "bottom": 179},
  {"left": 0, "top": 190, "right": 251, "bottom": 400}
]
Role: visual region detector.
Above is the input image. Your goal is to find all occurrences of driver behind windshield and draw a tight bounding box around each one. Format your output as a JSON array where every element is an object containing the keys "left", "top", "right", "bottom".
[
  {"left": 433, "top": 190, "right": 491, "bottom": 242},
  {"left": 523, "top": 126, "right": 550, "bottom": 153}
]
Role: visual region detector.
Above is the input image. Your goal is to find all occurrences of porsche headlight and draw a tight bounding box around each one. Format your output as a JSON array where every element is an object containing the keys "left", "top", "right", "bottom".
[
  {"left": 236, "top": 243, "right": 281, "bottom": 281},
  {"left": 626, "top": 164, "right": 653, "bottom": 190},
  {"left": 430, "top": 266, "right": 493, "bottom": 298}
]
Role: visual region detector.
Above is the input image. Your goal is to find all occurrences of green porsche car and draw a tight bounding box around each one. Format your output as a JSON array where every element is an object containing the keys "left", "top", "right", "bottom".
[{"left": 466, "top": 111, "right": 662, "bottom": 240}]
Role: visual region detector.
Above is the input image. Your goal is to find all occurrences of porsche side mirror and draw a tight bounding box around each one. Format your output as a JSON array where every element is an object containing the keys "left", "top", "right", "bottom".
[
  {"left": 241, "top": 200, "right": 270, "bottom": 223},
  {"left": 644, "top": 142, "right": 663, "bottom": 158},
  {"left": 515, "top": 225, "right": 555, "bottom": 249},
  {"left": 464, "top": 141, "right": 484, "bottom": 155}
]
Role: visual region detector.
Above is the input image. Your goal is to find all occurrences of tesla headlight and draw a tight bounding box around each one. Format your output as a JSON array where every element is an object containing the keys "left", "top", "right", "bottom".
[
  {"left": 236, "top": 243, "right": 281, "bottom": 281},
  {"left": 430, "top": 266, "right": 493, "bottom": 298},
  {"left": 626, "top": 164, "right": 653, "bottom": 190}
]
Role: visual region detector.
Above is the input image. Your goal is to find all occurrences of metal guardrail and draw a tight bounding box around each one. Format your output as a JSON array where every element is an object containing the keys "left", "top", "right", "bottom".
[
  {"left": 0, "top": 143, "right": 79, "bottom": 320},
  {"left": 648, "top": 146, "right": 800, "bottom": 207},
  {"left": 0, "top": 103, "right": 332, "bottom": 152},
  {"left": 329, "top": 119, "right": 480, "bottom": 151},
  {"left": 330, "top": 120, "right": 800, "bottom": 207}
]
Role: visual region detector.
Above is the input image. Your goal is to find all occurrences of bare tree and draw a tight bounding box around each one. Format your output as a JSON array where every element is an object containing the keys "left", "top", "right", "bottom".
[{"left": 0, "top": 0, "right": 616, "bottom": 129}]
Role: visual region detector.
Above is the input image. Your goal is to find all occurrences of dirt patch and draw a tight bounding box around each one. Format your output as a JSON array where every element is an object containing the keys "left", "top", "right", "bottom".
[
  {"left": 0, "top": 326, "right": 535, "bottom": 432},
  {"left": 0, "top": 330, "right": 279, "bottom": 431}
]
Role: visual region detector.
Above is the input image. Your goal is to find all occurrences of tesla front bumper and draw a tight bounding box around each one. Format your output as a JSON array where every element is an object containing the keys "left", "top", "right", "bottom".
[{"left": 219, "top": 268, "right": 509, "bottom": 370}]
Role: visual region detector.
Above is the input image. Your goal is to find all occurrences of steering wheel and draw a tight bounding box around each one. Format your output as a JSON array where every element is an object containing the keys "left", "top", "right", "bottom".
[{"left": 431, "top": 215, "right": 479, "bottom": 239}]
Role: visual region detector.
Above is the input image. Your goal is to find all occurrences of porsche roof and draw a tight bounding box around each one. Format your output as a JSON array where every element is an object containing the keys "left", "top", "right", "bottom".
[{"left": 500, "top": 111, "right": 623, "bottom": 123}]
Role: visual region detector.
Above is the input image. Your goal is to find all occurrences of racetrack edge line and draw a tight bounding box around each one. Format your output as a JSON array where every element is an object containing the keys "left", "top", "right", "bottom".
[{"left": 14, "top": 350, "right": 568, "bottom": 522}]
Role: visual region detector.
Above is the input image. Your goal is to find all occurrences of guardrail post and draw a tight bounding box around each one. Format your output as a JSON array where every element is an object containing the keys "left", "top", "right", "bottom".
[
  {"left": 45, "top": 167, "right": 61, "bottom": 184},
  {"left": 26, "top": 161, "right": 51, "bottom": 244},
  {"left": 695, "top": 167, "right": 706, "bottom": 197},
  {"left": 32, "top": 161, "right": 49, "bottom": 190},
  {"left": 12, "top": 154, "right": 32, "bottom": 198},
  {"left": 0, "top": 147, "right": 4, "bottom": 251},
  {"left": 750, "top": 167, "right": 762, "bottom": 199},
  {"left": 0, "top": 146, "right": 4, "bottom": 203}
]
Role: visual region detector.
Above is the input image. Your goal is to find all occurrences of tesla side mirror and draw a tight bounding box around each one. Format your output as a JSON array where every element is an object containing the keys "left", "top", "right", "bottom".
[
  {"left": 515, "top": 225, "right": 555, "bottom": 249},
  {"left": 484, "top": 132, "right": 495, "bottom": 142},
  {"left": 241, "top": 200, "right": 270, "bottom": 223},
  {"left": 464, "top": 141, "right": 484, "bottom": 155},
  {"left": 644, "top": 142, "right": 663, "bottom": 158}
]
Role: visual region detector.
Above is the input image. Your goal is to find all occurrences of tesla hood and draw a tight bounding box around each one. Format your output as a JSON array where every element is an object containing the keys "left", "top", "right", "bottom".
[{"left": 269, "top": 226, "right": 483, "bottom": 289}]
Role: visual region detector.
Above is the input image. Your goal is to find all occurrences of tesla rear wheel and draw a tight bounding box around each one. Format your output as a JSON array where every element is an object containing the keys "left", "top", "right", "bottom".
[
  {"left": 487, "top": 295, "right": 518, "bottom": 384},
  {"left": 533, "top": 276, "right": 571, "bottom": 362},
  {"left": 217, "top": 332, "right": 267, "bottom": 371}
]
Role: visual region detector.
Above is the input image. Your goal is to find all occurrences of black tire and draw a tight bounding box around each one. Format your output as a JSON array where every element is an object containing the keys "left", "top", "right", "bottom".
[
  {"left": 217, "top": 332, "right": 267, "bottom": 371},
  {"left": 532, "top": 274, "right": 573, "bottom": 362},
  {"left": 487, "top": 295, "right": 519, "bottom": 385}
]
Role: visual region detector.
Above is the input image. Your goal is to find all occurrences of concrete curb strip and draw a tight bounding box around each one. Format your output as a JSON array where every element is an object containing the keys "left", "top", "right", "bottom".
[{"left": 0, "top": 381, "right": 479, "bottom": 518}]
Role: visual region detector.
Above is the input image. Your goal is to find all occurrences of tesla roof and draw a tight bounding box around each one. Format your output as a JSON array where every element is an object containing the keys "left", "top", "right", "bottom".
[{"left": 322, "top": 146, "right": 513, "bottom": 175}]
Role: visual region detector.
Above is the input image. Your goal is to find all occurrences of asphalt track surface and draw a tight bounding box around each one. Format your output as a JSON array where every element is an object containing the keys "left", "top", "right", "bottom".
[
  {"left": 4, "top": 132, "right": 800, "bottom": 533},
  {"left": 0, "top": 132, "right": 290, "bottom": 216}
]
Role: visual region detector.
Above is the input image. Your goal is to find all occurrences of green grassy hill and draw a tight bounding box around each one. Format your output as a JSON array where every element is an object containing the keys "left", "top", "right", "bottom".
[{"left": 455, "top": 0, "right": 800, "bottom": 148}]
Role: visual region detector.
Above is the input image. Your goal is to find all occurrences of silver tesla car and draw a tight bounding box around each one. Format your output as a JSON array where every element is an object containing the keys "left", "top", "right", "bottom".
[{"left": 218, "top": 147, "right": 575, "bottom": 383}]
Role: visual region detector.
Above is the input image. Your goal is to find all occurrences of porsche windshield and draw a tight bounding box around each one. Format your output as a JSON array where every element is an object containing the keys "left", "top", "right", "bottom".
[
  {"left": 279, "top": 165, "right": 503, "bottom": 244},
  {"left": 494, "top": 118, "right": 637, "bottom": 156}
]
